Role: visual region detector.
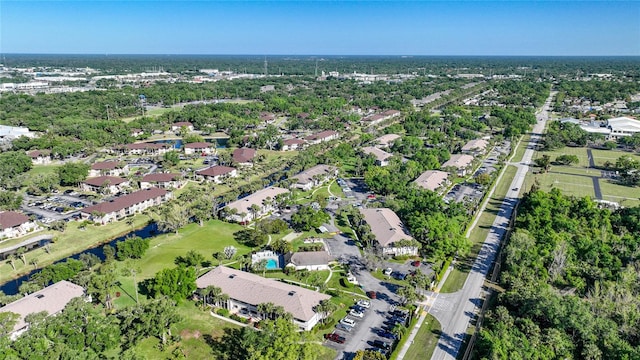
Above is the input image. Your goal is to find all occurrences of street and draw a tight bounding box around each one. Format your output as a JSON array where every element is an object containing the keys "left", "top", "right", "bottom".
[{"left": 427, "top": 92, "right": 555, "bottom": 360}]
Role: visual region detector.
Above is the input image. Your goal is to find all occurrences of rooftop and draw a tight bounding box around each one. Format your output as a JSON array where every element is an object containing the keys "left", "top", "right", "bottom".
[
  {"left": 225, "top": 187, "right": 289, "bottom": 215},
  {"left": 461, "top": 139, "right": 489, "bottom": 152},
  {"left": 0, "top": 211, "right": 30, "bottom": 230},
  {"left": 292, "top": 165, "right": 338, "bottom": 185},
  {"left": 233, "top": 147, "right": 257, "bottom": 163},
  {"left": 442, "top": 154, "right": 474, "bottom": 169},
  {"left": 141, "top": 173, "right": 182, "bottom": 182},
  {"left": 304, "top": 130, "right": 338, "bottom": 141},
  {"left": 413, "top": 170, "right": 449, "bottom": 191},
  {"left": 362, "top": 147, "right": 393, "bottom": 163},
  {"left": 81, "top": 187, "right": 168, "bottom": 215},
  {"left": 83, "top": 176, "right": 128, "bottom": 187},
  {"left": 184, "top": 142, "right": 213, "bottom": 149},
  {"left": 0, "top": 280, "right": 84, "bottom": 335},
  {"left": 195, "top": 266, "right": 330, "bottom": 322},
  {"left": 196, "top": 166, "right": 236, "bottom": 177},
  {"left": 375, "top": 134, "right": 401, "bottom": 147},
  {"left": 359, "top": 208, "right": 413, "bottom": 248},
  {"left": 288, "top": 251, "right": 330, "bottom": 267},
  {"left": 91, "top": 160, "right": 123, "bottom": 170}
]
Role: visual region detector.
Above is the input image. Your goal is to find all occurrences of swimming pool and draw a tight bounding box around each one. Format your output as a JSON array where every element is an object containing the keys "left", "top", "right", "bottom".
[{"left": 266, "top": 258, "right": 279, "bottom": 270}]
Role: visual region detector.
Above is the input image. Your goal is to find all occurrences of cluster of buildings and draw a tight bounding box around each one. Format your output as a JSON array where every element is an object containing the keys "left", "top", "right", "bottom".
[{"left": 564, "top": 116, "right": 640, "bottom": 141}]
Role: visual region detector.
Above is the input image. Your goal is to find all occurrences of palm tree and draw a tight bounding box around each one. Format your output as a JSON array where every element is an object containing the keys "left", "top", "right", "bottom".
[
  {"left": 316, "top": 299, "right": 338, "bottom": 324},
  {"left": 254, "top": 259, "right": 268, "bottom": 277},
  {"left": 257, "top": 302, "right": 275, "bottom": 320},
  {"left": 16, "top": 248, "right": 26, "bottom": 265}
]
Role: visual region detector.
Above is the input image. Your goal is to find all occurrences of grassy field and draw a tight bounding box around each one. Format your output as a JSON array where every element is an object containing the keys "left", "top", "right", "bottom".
[
  {"left": 0, "top": 214, "right": 151, "bottom": 284},
  {"left": 511, "top": 133, "right": 531, "bottom": 163},
  {"left": 401, "top": 314, "right": 441, "bottom": 360},
  {"left": 441, "top": 165, "right": 517, "bottom": 293},
  {"left": 529, "top": 146, "right": 640, "bottom": 207}
]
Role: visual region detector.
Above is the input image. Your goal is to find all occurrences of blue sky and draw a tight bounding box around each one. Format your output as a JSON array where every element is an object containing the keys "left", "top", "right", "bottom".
[{"left": 1, "top": 1, "right": 638, "bottom": 56}]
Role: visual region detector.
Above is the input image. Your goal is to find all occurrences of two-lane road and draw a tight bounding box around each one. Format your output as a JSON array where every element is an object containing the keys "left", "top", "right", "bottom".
[{"left": 429, "top": 92, "right": 555, "bottom": 360}]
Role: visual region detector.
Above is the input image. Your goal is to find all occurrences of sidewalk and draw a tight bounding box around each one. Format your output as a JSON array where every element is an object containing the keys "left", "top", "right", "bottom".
[{"left": 395, "top": 262, "right": 454, "bottom": 359}]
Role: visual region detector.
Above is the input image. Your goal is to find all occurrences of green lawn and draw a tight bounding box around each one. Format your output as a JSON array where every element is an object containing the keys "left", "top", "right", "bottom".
[
  {"left": 130, "top": 220, "right": 249, "bottom": 280},
  {"left": 511, "top": 133, "right": 531, "bottom": 163},
  {"left": 400, "top": 314, "right": 441, "bottom": 360},
  {"left": 0, "top": 214, "right": 151, "bottom": 284},
  {"left": 27, "top": 163, "right": 60, "bottom": 176}
]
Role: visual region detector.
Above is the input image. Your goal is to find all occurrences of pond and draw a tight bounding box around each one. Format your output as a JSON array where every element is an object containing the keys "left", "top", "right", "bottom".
[
  {"left": 0, "top": 222, "right": 158, "bottom": 296},
  {"left": 151, "top": 137, "right": 228, "bottom": 149}
]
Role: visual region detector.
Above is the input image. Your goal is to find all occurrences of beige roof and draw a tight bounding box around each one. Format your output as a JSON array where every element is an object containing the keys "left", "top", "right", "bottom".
[
  {"left": 225, "top": 187, "right": 289, "bottom": 215},
  {"left": 413, "top": 170, "right": 449, "bottom": 191},
  {"left": 288, "top": 251, "right": 330, "bottom": 267},
  {"left": 0, "top": 280, "right": 84, "bottom": 334},
  {"left": 196, "top": 266, "right": 330, "bottom": 322},
  {"left": 362, "top": 147, "right": 393, "bottom": 162},
  {"left": 441, "top": 154, "right": 474, "bottom": 169},
  {"left": 461, "top": 139, "right": 489, "bottom": 152},
  {"left": 81, "top": 187, "right": 168, "bottom": 215},
  {"left": 360, "top": 208, "right": 413, "bottom": 248},
  {"left": 83, "top": 176, "right": 128, "bottom": 187},
  {"left": 293, "top": 165, "right": 338, "bottom": 185},
  {"left": 0, "top": 211, "right": 30, "bottom": 230},
  {"left": 376, "top": 134, "right": 401, "bottom": 147}
]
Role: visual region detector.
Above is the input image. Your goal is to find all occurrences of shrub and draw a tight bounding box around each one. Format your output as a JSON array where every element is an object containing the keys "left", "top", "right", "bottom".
[
  {"left": 216, "top": 308, "right": 230, "bottom": 317},
  {"left": 318, "top": 317, "right": 336, "bottom": 331}
]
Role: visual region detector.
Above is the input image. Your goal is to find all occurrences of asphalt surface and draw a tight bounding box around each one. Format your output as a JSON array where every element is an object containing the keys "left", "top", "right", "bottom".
[{"left": 428, "top": 92, "right": 555, "bottom": 360}]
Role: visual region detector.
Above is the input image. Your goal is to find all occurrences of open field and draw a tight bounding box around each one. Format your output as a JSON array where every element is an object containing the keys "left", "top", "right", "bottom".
[{"left": 529, "top": 146, "right": 640, "bottom": 207}]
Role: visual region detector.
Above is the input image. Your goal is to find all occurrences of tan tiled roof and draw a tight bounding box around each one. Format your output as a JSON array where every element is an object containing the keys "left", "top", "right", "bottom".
[
  {"left": 283, "top": 138, "right": 305, "bottom": 146},
  {"left": 225, "top": 187, "right": 289, "bottom": 215},
  {"left": 91, "top": 161, "right": 123, "bottom": 170},
  {"left": 413, "top": 170, "right": 449, "bottom": 191},
  {"left": 196, "top": 166, "right": 236, "bottom": 177},
  {"left": 125, "top": 143, "right": 170, "bottom": 150},
  {"left": 0, "top": 211, "right": 30, "bottom": 230},
  {"left": 292, "top": 165, "right": 338, "bottom": 185},
  {"left": 362, "top": 147, "right": 393, "bottom": 162},
  {"left": 288, "top": 251, "right": 330, "bottom": 267},
  {"left": 441, "top": 154, "right": 474, "bottom": 169},
  {"left": 375, "top": 134, "right": 401, "bottom": 147},
  {"left": 172, "top": 121, "right": 193, "bottom": 127},
  {"left": 141, "top": 173, "right": 182, "bottom": 182},
  {"left": 81, "top": 187, "right": 168, "bottom": 215},
  {"left": 461, "top": 139, "right": 489, "bottom": 152},
  {"left": 360, "top": 208, "right": 413, "bottom": 248},
  {"left": 304, "top": 130, "right": 338, "bottom": 141},
  {"left": 196, "top": 266, "right": 330, "bottom": 322},
  {"left": 27, "top": 150, "right": 50, "bottom": 158},
  {"left": 233, "top": 148, "right": 256, "bottom": 163},
  {"left": 0, "top": 280, "right": 84, "bottom": 334},
  {"left": 83, "top": 176, "right": 128, "bottom": 187}
]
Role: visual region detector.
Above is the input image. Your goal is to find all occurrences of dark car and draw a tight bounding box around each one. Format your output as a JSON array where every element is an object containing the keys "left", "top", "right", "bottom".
[
  {"left": 325, "top": 333, "right": 346, "bottom": 344},
  {"left": 372, "top": 339, "right": 391, "bottom": 350},
  {"left": 377, "top": 330, "right": 398, "bottom": 340},
  {"left": 393, "top": 272, "right": 407, "bottom": 280},
  {"left": 411, "top": 260, "right": 421, "bottom": 267},
  {"left": 367, "top": 291, "right": 377, "bottom": 299}
]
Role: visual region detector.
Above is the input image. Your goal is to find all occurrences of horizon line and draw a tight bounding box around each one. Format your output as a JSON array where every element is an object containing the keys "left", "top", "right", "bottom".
[{"left": 3, "top": 53, "right": 640, "bottom": 58}]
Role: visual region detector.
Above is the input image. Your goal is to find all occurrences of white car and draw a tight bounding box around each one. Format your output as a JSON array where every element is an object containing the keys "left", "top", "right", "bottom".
[
  {"left": 340, "top": 317, "right": 356, "bottom": 327},
  {"left": 383, "top": 268, "right": 393, "bottom": 276},
  {"left": 357, "top": 300, "right": 371, "bottom": 309},
  {"left": 349, "top": 309, "right": 365, "bottom": 318}
]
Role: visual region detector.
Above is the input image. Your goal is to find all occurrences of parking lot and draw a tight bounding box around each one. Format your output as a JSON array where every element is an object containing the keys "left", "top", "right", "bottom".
[{"left": 21, "top": 192, "right": 93, "bottom": 223}]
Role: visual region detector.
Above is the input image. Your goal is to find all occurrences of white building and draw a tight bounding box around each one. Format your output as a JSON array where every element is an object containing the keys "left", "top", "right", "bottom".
[
  {"left": 195, "top": 266, "right": 331, "bottom": 331},
  {"left": 0, "top": 280, "right": 85, "bottom": 340},
  {"left": 362, "top": 147, "right": 393, "bottom": 166},
  {"left": 184, "top": 142, "right": 216, "bottom": 156},
  {"left": 196, "top": 166, "right": 237, "bottom": 184},
  {"left": 80, "top": 187, "right": 171, "bottom": 224},
  {"left": 224, "top": 187, "right": 289, "bottom": 223},
  {"left": 413, "top": 170, "right": 450, "bottom": 192},
  {"left": 285, "top": 251, "right": 331, "bottom": 271},
  {"left": 291, "top": 165, "right": 338, "bottom": 191},
  {"left": 0, "top": 212, "right": 38, "bottom": 240},
  {"left": 360, "top": 208, "right": 418, "bottom": 256},
  {"left": 441, "top": 154, "right": 475, "bottom": 176}
]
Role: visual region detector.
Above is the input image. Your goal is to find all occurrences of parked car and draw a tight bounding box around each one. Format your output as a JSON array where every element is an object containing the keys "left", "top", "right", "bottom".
[
  {"left": 411, "top": 260, "right": 421, "bottom": 267},
  {"left": 340, "top": 317, "right": 356, "bottom": 327},
  {"left": 357, "top": 299, "right": 371, "bottom": 308},
  {"left": 336, "top": 323, "right": 353, "bottom": 332},
  {"left": 383, "top": 267, "right": 393, "bottom": 276},
  {"left": 393, "top": 272, "right": 407, "bottom": 280},
  {"left": 349, "top": 309, "right": 364, "bottom": 318},
  {"left": 377, "top": 330, "right": 398, "bottom": 340},
  {"left": 325, "top": 333, "right": 346, "bottom": 344},
  {"left": 372, "top": 339, "right": 391, "bottom": 350},
  {"left": 367, "top": 291, "right": 377, "bottom": 299}
]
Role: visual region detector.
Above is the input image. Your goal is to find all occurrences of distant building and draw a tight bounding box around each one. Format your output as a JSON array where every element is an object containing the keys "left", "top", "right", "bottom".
[
  {"left": 116, "top": 143, "right": 173, "bottom": 157},
  {"left": 130, "top": 129, "right": 144, "bottom": 137},
  {"left": 0, "top": 280, "right": 85, "bottom": 340},
  {"left": 285, "top": 251, "right": 331, "bottom": 271},
  {"left": 0, "top": 125, "right": 35, "bottom": 140},
  {"left": 362, "top": 147, "right": 393, "bottom": 166},
  {"left": 171, "top": 122, "right": 194, "bottom": 132},
  {"left": 359, "top": 208, "right": 418, "bottom": 256},
  {"left": 441, "top": 154, "right": 475, "bottom": 176},
  {"left": 195, "top": 266, "right": 330, "bottom": 331},
  {"left": 281, "top": 138, "right": 305, "bottom": 151},
  {"left": 89, "top": 161, "right": 129, "bottom": 177},
  {"left": 184, "top": 142, "right": 215, "bottom": 156},
  {"left": 232, "top": 148, "right": 257, "bottom": 166},
  {"left": 375, "top": 134, "right": 401, "bottom": 148},
  {"left": 606, "top": 117, "right": 640, "bottom": 140},
  {"left": 304, "top": 130, "right": 339, "bottom": 145},
  {"left": 196, "top": 166, "right": 238, "bottom": 184},
  {"left": 461, "top": 139, "right": 489, "bottom": 155},
  {"left": 224, "top": 187, "right": 289, "bottom": 223},
  {"left": 140, "top": 173, "right": 184, "bottom": 189},
  {"left": 81, "top": 176, "right": 130, "bottom": 194},
  {"left": 0, "top": 211, "right": 37, "bottom": 240},
  {"left": 413, "top": 170, "right": 450, "bottom": 192},
  {"left": 291, "top": 165, "right": 339, "bottom": 191},
  {"left": 80, "top": 187, "right": 171, "bottom": 224},
  {"left": 361, "top": 110, "right": 401, "bottom": 126},
  {"left": 27, "top": 150, "right": 51, "bottom": 165},
  {"left": 260, "top": 85, "right": 275, "bottom": 93}
]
